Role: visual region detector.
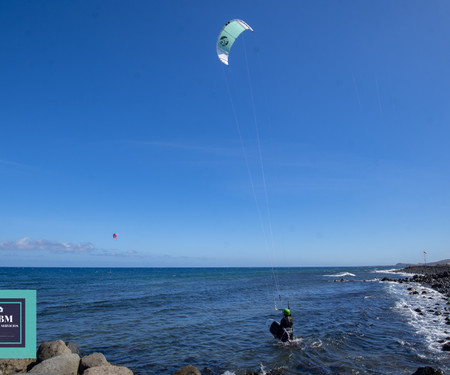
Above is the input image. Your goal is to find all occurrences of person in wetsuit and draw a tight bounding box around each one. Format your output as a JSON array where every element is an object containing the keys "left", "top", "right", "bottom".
[{"left": 280, "top": 308, "right": 293, "bottom": 340}]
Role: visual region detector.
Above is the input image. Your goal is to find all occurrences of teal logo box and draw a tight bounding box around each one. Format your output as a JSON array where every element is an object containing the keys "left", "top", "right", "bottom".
[{"left": 0, "top": 290, "right": 36, "bottom": 359}]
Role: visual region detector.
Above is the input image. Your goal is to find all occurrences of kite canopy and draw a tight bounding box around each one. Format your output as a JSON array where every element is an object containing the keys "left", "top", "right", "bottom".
[{"left": 216, "top": 19, "right": 253, "bottom": 65}]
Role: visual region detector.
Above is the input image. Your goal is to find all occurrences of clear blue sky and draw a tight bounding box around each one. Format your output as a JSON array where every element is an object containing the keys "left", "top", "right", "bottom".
[{"left": 1, "top": 0, "right": 449, "bottom": 267}]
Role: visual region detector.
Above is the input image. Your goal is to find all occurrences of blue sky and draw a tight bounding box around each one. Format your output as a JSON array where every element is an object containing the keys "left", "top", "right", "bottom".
[{"left": 1, "top": 0, "right": 449, "bottom": 267}]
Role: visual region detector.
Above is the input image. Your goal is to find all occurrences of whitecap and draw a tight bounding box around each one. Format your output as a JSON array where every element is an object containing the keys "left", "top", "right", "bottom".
[
  {"left": 373, "top": 268, "right": 416, "bottom": 277},
  {"left": 323, "top": 272, "right": 356, "bottom": 277}
]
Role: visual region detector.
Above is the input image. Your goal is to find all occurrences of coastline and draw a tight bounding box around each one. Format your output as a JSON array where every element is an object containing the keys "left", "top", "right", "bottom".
[
  {"left": 394, "top": 265, "right": 450, "bottom": 298},
  {"left": 382, "top": 265, "right": 450, "bottom": 355},
  {"left": 0, "top": 340, "right": 200, "bottom": 375}
]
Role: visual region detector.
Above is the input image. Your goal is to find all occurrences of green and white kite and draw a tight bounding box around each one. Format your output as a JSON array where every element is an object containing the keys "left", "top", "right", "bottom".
[{"left": 216, "top": 19, "right": 253, "bottom": 65}]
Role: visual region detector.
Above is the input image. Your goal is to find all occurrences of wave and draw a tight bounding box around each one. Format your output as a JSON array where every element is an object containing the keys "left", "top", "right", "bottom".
[
  {"left": 323, "top": 272, "right": 356, "bottom": 277},
  {"left": 373, "top": 268, "right": 412, "bottom": 277}
]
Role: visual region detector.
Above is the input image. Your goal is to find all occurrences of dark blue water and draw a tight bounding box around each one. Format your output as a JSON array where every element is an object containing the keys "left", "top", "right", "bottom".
[{"left": 1, "top": 267, "right": 449, "bottom": 374}]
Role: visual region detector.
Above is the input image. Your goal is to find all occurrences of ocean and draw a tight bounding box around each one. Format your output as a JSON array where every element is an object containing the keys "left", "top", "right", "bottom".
[{"left": 1, "top": 267, "right": 449, "bottom": 374}]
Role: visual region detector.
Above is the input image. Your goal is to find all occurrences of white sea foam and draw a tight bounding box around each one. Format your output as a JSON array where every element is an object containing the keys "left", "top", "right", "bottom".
[
  {"left": 373, "top": 268, "right": 412, "bottom": 277},
  {"left": 364, "top": 278, "right": 381, "bottom": 282},
  {"left": 388, "top": 282, "right": 449, "bottom": 353},
  {"left": 323, "top": 272, "right": 356, "bottom": 277}
]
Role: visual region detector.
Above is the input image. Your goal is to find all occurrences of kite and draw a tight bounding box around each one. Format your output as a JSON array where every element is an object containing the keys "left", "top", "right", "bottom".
[{"left": 216, "top": 19, "right": 253, "bottom": 65}]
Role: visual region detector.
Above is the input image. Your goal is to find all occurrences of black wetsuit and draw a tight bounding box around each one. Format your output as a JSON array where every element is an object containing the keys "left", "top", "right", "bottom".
[{"left": 280, "top": 315, "right": 293, "bottom": 340}]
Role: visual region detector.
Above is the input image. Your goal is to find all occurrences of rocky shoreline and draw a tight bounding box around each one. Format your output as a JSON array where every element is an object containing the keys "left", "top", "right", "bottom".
[
  {"left": 0, "top": 338, "right": 446, "bottom": 375},
  {"left": 379, "top": 265, "right": 450, "bottom": 356},
  {"left": 0, "top": 335, "right": 446, "bottom": 374},
  {"left": 394, "top": 265, "right": 450, "bottom": 298},
  {"left": 0, "top": 340, "right": 202, "bottom": 375}
]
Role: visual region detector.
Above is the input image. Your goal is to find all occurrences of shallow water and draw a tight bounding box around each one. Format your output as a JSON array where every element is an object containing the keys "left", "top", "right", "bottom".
[{"left": 1, "top": 267, "right": 449, "bottom": 374}]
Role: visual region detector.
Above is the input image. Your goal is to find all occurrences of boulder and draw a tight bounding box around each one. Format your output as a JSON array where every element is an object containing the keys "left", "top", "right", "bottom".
[
  {"left": 442, "top": 342, "right": 450, "bottom": 351},
  {"left": 28, "top": 353, "right": 80, "bottom": 375},
  {"left": 172, "top": 365, "right": 202, "bottom": 375},
  {"left": 83, "top": 365, "right": 133, "bottom": 375},
  {"left": 37, "top": 340, "right": 72, "bottom": 362},
  {"left": 411, "top": 367, "right": 443, "bottom": 375},
  {"left": 0, "top": 358, "right": 35, "bottom": 375},
  {"left": 79, "top": 353, "right": 110, "bottom": 373},
  {"left": 66, "top": 341, "right": 81, "bottom": 355}
]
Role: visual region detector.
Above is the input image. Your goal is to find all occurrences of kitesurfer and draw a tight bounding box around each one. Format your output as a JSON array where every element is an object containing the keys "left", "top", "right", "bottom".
[{"left": 280, "top": 308, "right": 293, "bottom": 340}]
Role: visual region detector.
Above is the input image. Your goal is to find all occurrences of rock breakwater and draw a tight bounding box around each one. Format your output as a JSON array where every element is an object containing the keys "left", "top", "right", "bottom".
[
  {"left": 0, "top": 340, "right": 201, "bottom": 375},
  {"left": 394, "top": 265, "right": 450, "bottom": 298}
]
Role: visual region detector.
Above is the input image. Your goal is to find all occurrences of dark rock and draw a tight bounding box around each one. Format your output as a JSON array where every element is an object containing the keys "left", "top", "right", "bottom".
[
  {"left": 79, "top": 353, "right": 109, "bottom": 374},
  {"left": 442, "top": 342, "right": 450, "bottom": 351},
  {"left": 411, "top": 367, "right": 443, "bottom": 375},
  {"left": 28, "top": 353, "right": 80, "bottom": 375},
  {"left": 66, "top": 341, "right": 81, "bottom": 355},
  {"left": 36, "top": 340, "right": 72, "bottom": 362},
  {"left": 393, "top": 266, "right": 450, "bottom": 298},
  {"left": 172, "top": 365, "right": 202, "bottom": 375},
  {"left": 0, "top": 358, "right": 35, "bottom": 375}
]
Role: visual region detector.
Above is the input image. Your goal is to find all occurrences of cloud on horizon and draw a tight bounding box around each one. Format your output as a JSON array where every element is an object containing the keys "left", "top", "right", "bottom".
[
  {"left": 0, "top": 237, "right": 138, "bottom": 257},
  {"left": 0, "top": 237, "right": 95, "bottom": 253}
]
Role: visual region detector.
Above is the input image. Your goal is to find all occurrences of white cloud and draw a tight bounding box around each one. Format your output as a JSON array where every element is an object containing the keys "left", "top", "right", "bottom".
[
  {"left": 0, "top": 237, "right": 95, "bottom": 253},
  {"left": 0, "top": 238, "right": 141, "bottom": 258}
]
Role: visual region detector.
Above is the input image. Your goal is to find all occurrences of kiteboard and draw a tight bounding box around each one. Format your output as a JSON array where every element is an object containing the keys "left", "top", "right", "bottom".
[{"left": 270, "top": 321, "right": 290, "bottom": 343}]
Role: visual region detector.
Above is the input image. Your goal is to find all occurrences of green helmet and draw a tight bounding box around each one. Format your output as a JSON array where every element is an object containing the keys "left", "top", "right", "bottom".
[{"left": 283, "top": 308, "right": 291, "bottom": 316}]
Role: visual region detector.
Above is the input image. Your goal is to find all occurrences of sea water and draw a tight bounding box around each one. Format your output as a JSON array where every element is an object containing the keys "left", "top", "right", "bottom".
[{"left": 1, "top": 267, "right": 449, "bottom": 374}]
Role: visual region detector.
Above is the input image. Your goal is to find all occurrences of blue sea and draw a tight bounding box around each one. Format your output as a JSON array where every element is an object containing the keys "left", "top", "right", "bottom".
[{"left": 1, "top": 267, "right": 449, "bottom": 374}]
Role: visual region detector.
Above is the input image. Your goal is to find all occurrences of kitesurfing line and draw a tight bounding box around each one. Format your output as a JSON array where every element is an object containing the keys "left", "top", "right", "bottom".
[
  {"left": 242, "top": 36, "right": 283, "bottom": 309},
  {"left": 218, "top": 22, "right": 284, "bottom": 310},
  {"left": 222, "top": 66, "right": 280, "bottom": 310}
]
